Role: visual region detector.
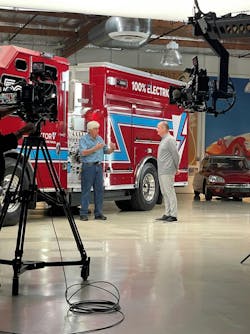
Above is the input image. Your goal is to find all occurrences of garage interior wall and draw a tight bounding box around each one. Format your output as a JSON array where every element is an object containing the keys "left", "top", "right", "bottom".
[{"left": 68, "top": 47, "right": 250, "bottom": 78}]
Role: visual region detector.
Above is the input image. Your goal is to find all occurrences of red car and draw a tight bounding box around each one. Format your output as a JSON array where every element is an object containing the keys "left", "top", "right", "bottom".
[{"left": 193, "top": 155, "right": 250, "bottom": 200}]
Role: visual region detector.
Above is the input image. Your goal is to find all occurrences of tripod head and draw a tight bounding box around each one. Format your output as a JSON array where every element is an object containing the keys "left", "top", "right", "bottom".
[{"left": 28, "top": 117, "right": 46, "bottom": 138}]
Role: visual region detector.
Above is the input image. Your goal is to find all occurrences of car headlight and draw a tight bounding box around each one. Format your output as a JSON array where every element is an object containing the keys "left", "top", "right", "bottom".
[{"left": 208, "top": 175, "right": 225, "bottom": 184}]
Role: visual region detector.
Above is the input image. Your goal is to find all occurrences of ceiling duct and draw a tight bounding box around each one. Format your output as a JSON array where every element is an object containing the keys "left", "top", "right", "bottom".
[{"left": 88, "top": 17, "right": 151, "bottom": 49}]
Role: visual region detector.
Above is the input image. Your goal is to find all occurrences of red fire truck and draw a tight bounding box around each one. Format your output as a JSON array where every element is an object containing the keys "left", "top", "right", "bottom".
[{"left": 0, "top": 45, "right": 188, "bottom": 226}]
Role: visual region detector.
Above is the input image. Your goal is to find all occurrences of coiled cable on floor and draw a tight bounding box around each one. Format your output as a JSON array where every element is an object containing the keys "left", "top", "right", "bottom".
[
  {"left": 66, "top": 281, "right": 121, "bottom": 314},
  {"left": 50, "top": 217, "right": 125, "bottom": 333},
  {"left": 65, "top": 281, "right": 125, "bottom": 333}
]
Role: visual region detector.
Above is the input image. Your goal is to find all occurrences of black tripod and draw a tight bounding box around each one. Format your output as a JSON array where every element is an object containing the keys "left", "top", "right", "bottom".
[{"left": 0, "top": 124, "right": 90, "bottom": 295}]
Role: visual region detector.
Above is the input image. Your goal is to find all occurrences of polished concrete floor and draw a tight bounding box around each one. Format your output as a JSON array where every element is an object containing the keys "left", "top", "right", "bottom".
[{"left": 1, "top": 193, "right": 250, "bottom": 334}]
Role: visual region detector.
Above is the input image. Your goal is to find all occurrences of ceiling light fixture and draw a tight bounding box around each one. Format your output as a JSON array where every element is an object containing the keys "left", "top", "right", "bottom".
[{"left": 160, "top": 40, "right": 182, "bottom": 67}]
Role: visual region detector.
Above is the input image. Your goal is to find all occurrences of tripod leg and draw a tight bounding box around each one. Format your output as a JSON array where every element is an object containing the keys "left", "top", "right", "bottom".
[
  {"left": 240, "top": 254, "right": 250, "bottom": 264},
  {"left": 12, "top": 273, "right": 19, "bottom": 295},
  {"left": 11, "top": 191, "right": 30, "bottom": 296},
  {"left": 10, "top": 138, "right": 35, "bottom": 295},
  {"left": 40, "top": 140, "right": 89, "bottom": 279},
  {"left": 1, "top": 136, "right": 37, "bottom": 295}
]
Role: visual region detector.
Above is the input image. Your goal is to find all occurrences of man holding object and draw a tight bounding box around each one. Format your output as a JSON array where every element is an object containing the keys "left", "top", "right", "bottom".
[{"left": 79, "top": 121, "right": 116, "bottom": 221}]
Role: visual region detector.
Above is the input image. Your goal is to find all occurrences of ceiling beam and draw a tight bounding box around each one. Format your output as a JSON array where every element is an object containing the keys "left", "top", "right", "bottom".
[
  {"left": 61, "top": 18, "right": 105, "bottom": 57},
  {"left": 151, "top": 38, "right": 250, "bottom": 51},
  {"left": 0, "top": 14, "right": 75, "bottom": 29},
  {"left": 152, "top": 20, "right": 250, "bottom": 50},
  {"left": 0, "top": 25, "right": 75, "bottom": 37},
  {"left": 0, "top": 9, "right": 92, "bottom": 20},
  {"left": 152, "top": 20, "right": 192, "bottom": 38}
]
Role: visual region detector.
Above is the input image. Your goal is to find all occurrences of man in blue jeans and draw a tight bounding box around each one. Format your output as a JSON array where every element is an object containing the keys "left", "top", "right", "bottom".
[{"left": 79, "top": 121, "right": 115, "bottom": 221}]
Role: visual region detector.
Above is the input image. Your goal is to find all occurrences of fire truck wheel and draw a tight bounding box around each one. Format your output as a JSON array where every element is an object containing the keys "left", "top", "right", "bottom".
[
  {"left": 115, "top": 199, "right": 133, "bottom": 211},
  {"left": 0, "top": 157, "right": 29, "bottom": 227},
  {"left": 156, "top": 192, "right": 163, "bottom": 204},
  {"left": 131, "top": 163, "right": 159, "bottom": 211}
]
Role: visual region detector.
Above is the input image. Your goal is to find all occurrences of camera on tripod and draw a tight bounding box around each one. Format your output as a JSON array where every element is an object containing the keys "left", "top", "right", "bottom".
[
  {"left": 169, "top": 56, "right": 210, "bottom": 113},
  {"left": 0, "top": 61, "right": 58, "bottom": 123}
]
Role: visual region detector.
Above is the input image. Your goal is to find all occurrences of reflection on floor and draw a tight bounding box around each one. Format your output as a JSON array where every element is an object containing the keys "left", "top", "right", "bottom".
[{"left": 0, "top": 194, "right": 250, "bottom": 334}]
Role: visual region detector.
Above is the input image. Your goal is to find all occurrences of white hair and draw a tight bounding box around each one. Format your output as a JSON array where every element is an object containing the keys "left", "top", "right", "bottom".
[{"left": 87, "top": 121, "right": 100, "bottom": 131}]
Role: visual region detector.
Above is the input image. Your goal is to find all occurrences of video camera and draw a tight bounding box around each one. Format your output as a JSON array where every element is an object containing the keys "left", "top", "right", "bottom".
[
  {"left": 0, "top": 62, "right": 58, "bottom": 123},
  {"left": 169, "top": 56, "right": 210, "bottom": 113},
  {"left": 169, "top": 56, "right": 235, "bottom": 116}
]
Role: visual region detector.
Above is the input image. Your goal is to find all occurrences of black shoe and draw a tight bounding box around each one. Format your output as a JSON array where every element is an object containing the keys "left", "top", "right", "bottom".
[
  {"left": 95, "top": 215, "right": 107, "bottom": 220},
  {"left": 80, "top": 215, "right": 88, "bottom": 221},
  {"left": 164, "top": 216, "right": 178, "bottom": 223},
  {"left": 155, "top": 215, "right": 170, "bottom": 221}
]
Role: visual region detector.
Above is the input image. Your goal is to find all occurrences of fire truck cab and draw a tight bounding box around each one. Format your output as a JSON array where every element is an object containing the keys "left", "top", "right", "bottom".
[{"left": 0, "top": 46, "right": 188, "bottom": 226}]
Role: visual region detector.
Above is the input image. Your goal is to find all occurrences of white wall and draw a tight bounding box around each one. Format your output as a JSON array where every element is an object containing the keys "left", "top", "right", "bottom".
[
  {"left": 14, "top": 41, "right": 250, "bottom": 79},
  {"left": 68, "top": 46, "right": 250, "bottom": 79}
]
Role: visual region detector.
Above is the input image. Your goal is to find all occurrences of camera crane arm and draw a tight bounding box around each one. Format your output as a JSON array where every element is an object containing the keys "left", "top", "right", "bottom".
[
  {"left": 169, "top": 9, "right": 250, "bottom": 115},
  {"left": 189, "top": 12, "right": 229, "bottom": 95},
  {"left": 189, "top": 10, "right": 250, "bottom": 110},
  {"left": 189, "top": 11, "right": 250, "bottom": 91}
]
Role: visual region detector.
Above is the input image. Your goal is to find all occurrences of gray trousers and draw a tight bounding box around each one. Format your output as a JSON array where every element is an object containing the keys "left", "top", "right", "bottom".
[{"left": 159, "top": 174, "right": 178, "bottom": 218}]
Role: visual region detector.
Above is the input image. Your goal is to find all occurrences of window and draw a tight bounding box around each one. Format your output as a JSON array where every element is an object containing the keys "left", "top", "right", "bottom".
[{"left": 15, "top": 59, "right": 27, "bottom": 71}]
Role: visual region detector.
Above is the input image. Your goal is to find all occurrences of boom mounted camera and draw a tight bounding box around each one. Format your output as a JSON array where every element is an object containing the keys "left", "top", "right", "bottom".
[
  {"left": 169, "top": 55, "right": 236, "bottom": 116},
  {"left": 169, "top": 56, "right": 210, "bottom": 113},
  {"left": 0, "top": 61, "right": 58, "bottom": 123},
  {"left": 168, "top": 0, "right": 250, "bottom": 116}
]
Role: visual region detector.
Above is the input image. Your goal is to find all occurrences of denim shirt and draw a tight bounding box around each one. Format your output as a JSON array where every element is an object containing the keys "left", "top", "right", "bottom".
[{"left": 79, "top": 133, "right": 108, "bottom": 163}]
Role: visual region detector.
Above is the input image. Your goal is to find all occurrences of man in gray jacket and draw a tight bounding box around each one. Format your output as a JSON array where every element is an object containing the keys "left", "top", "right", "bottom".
[{"left": 156, "top": 121, "right": 180, "bottom": 222}]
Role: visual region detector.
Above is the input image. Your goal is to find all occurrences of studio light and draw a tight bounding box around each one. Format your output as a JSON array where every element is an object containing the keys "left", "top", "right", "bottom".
[{"left": 161, "top": 41, "right": 182, "bottom": 67}]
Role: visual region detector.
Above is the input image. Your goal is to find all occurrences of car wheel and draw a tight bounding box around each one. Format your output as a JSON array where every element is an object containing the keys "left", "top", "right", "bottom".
[
  {"left": 194, "top": 191, "right": 200, "bottom": 201},
  {"left": 205, "top": 187, "right": 212, "bottom": 201}
]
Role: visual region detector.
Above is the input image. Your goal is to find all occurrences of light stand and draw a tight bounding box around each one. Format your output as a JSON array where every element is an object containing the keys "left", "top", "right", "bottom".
[{"left": 0, "top": 122, "right": 90, "bottom": 295}]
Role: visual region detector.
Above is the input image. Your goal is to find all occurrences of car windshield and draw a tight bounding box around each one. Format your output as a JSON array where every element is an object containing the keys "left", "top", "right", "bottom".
[{"left": 208, "top": 158, "right": 248, "bottom": 170}]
